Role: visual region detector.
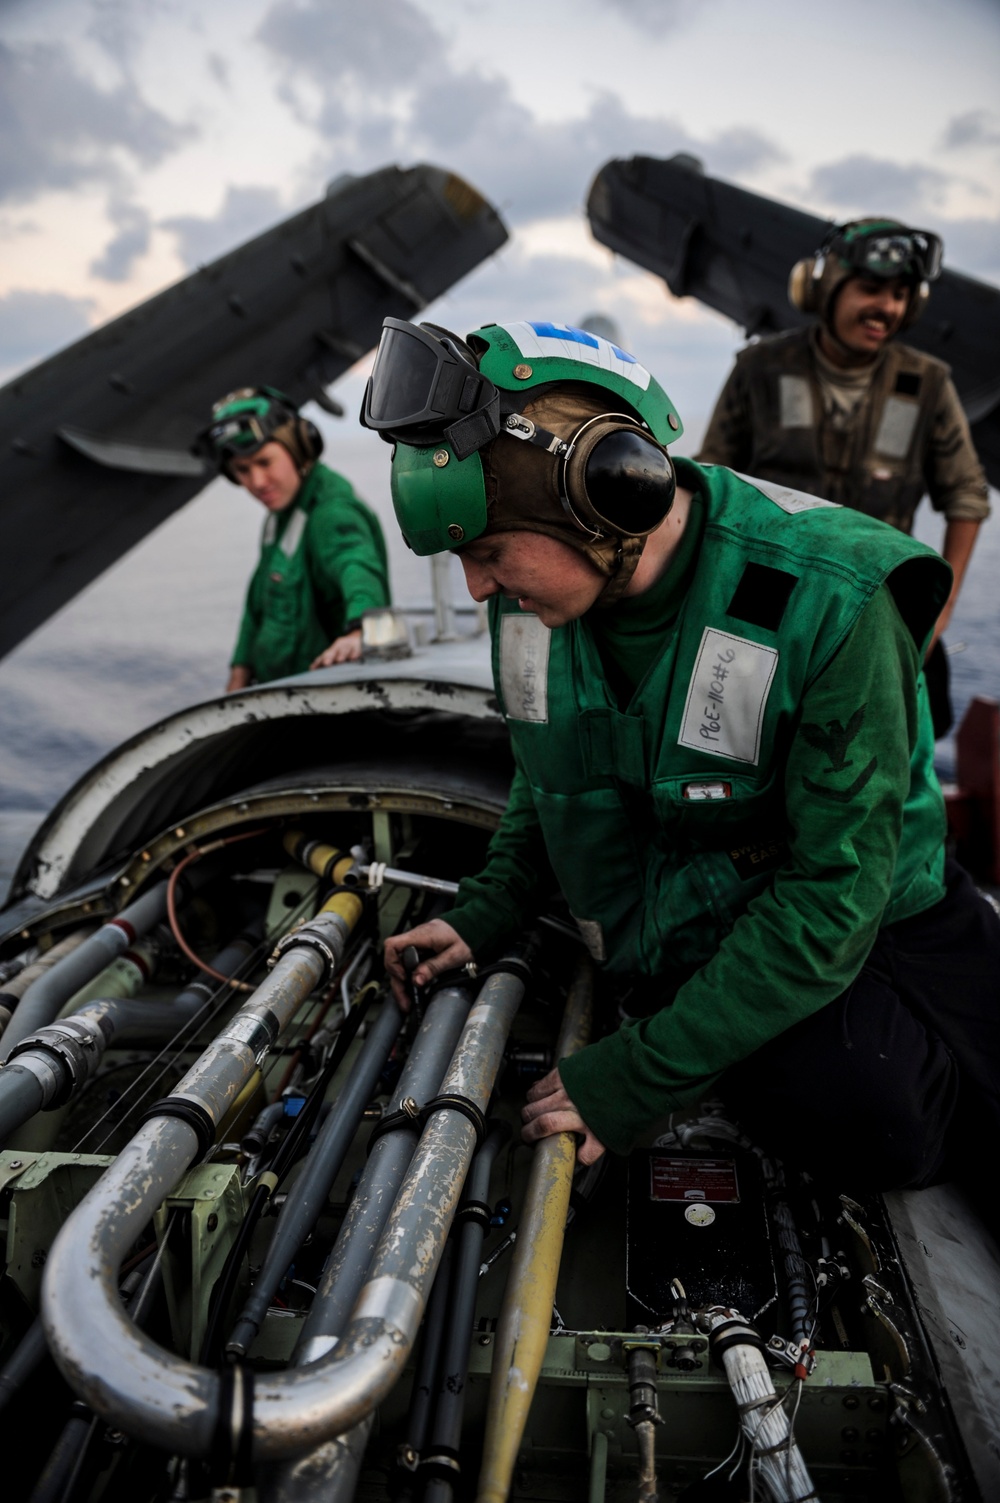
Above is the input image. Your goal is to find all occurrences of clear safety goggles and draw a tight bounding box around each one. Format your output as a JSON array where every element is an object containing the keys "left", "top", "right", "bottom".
[{"left": 361, "top": 319, "right": 504, "bottom": 461}]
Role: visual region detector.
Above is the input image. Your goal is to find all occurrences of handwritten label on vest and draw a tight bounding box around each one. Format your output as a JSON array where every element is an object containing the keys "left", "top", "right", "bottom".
[
  {"left": 499, "top": 613, "right": 550, "bottom": 723},
  {"left": 678, "top": 628, "right": 778, "bottom": 765},
  {"left": 736, "top": 473, "right": 838, "bottom": 513}
]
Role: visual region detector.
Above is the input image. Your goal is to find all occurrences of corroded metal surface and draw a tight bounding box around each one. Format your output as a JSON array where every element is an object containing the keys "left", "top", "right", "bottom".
[
  {"left": 38, "top": 960, "right": 525, "bottom": 1461},
  {"left": 476, "top": 956, "right": 593, "bottom": 1503}
]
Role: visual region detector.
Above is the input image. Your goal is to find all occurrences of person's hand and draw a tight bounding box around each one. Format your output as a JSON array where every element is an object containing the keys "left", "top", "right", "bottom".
[
  {"left": 521, "top": 1066, "right": 606, "bottom": 1165},
  {"left": 383, "top": 920, "right": 473, "bottom": 1009},
  {"left": 225, "top": 665, "right": 252, "bottom": 693},
  {"left": 311, "top": 630, "right": 363, "bottom": 668}
]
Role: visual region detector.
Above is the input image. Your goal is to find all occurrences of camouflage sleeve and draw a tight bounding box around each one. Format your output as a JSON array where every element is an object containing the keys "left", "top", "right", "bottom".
[
  {"left": 695, "top": 355, "right": 755, "bottom": 468},
  {"left": 925, "top": 375, "right": 990, "bottom": 521}
]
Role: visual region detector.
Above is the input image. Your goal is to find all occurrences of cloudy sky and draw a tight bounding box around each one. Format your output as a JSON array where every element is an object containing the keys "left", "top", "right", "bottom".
[
  {"left": 1, "top": 0, "right": 999, "bottom": 822},
  {"left": 3, "top": 0, "right": 999, "bottom": 416}
]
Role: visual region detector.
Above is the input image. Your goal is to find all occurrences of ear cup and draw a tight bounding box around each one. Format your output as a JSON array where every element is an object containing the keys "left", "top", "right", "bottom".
[
  {"left": 564, "top": 418, "right": 675, "bottom": 536},
  {"left": 788, "top": 258, "right": 819, "bottom": 313},
  {"left": 299, "top": 417, "right": 324, "bottom": 461}
]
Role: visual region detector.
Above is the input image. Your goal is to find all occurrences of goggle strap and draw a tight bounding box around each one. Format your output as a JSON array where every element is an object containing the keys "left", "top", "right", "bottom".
[{"left": 443, "top": 392, "right": 503, "bottom": 462}]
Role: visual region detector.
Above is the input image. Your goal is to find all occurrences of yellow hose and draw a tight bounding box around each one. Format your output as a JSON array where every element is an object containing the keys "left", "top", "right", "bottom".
[{"left": 476, "top": 954, "right": 593, "bottom": 1503}]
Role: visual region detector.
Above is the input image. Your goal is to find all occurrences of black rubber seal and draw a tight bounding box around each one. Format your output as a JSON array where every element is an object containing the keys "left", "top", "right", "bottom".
[
  {"left": 709, "top": 1318, "right": 766, "bottom": 1363},
  {"left": 452, "top": 1198, "right": 493, "bottom": 1235},
  {"left": 139, "top": 1097, "right": 216, "bottom": 1160},
  {"left": 366, "top": 1105, "right": 422, "bottom": 1156},
  {"left": 423, "top": 1092, "right": 486, "bottom": 1150}
]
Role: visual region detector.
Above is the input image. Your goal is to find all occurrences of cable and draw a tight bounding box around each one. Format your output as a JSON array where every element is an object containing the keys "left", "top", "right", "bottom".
[
  {"left": 165, "top": 829, "right": 267, "bottom": 991},
  {"left": 198, "top": 978, "right": 377, "bottom": 1368}
]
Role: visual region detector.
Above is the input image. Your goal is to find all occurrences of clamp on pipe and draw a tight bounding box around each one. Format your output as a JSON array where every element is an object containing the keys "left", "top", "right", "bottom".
[{"left": 6, "top": 1014, "right": 111, "bottom": 1109}]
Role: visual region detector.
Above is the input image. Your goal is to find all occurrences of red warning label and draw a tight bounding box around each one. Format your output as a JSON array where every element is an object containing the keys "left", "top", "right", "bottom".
[{"left": 649, "top": 1156, "right": 741, "bottom": 1204}]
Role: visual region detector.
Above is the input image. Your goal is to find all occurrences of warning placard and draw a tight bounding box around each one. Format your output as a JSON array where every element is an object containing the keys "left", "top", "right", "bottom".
[{"left": 649, "top": 1156, "right": 741, "bottom": 1204}]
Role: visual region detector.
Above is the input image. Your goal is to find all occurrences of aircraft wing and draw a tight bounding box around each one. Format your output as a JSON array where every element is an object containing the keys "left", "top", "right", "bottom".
[
  {"left": 0, "top": 164, "right": 508, "bottom": 658},
  {"left": 587, "top": 154, "right": 1000, "bottom": 488}
]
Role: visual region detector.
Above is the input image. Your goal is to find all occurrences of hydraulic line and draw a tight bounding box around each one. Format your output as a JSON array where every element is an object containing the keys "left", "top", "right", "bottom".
[
  {"left": 0, "top": 927, "right": 94, "bottom": 1027},
  {"left": 257, "top": 982, "right": 478, "bottom": 1503},
  {"left": 421, "top": 1120, "right": 512, "bottom": 1503},
  {"left": 40, "top": 888, "right": 365, "bottom": 1453},
  {"left": 476, "top": 954, "right": 593, "bottom": 1503},
  {"left": 225, "top": 992, "right": 405, "bottom": 1358},
  {"left": 41, "top": 949, "right": 528, "bottom": 1462},
  {"left": 200, "top": 967, "right": 378, "bottom": 1369},
  {"left": 0, "top": 931, "right": 263, "bottom": 1148},
  {"left": 0, "top": 881, "right": 170, "bottom": 1060},
  {"left": 395, "top": 1240, "right": 456, "bottom": 1500},
  {"left": 627, "top": 1345, "right": 662, "bottom": 1503}
]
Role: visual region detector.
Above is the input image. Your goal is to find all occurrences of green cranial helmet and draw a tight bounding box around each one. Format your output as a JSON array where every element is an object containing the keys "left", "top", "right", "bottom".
[
  {"left": 361, "top": 319, "right": 683, "bottom": 555},
  {"left": 193, "top": 386, "right": 322, "bottom": 476},
  {"left": 789, "top": 219, "right": 944, "bottom": 330}
]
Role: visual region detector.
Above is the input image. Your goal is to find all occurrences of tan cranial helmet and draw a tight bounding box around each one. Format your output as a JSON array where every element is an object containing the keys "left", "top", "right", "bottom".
[{"left": 481, "top": 385, "right": 657, "bottom": 607}]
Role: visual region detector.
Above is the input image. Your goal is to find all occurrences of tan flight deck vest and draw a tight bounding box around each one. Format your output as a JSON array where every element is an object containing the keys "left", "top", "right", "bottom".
[{"left": 729, "top": 329, "right": 948, "bottom": 531}]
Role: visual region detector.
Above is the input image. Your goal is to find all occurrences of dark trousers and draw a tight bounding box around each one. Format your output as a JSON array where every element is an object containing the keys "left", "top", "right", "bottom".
[{"left": 721, "top": 862, "right": 1000, "bottom": 1206}]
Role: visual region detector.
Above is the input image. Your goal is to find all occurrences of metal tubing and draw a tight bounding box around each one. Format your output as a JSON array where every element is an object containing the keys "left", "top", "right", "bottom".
[
  {"left": 43, "top": 959, "right": 525, "bottom": 1460},
  {"left": 226, "top": 994, "right": 405, "bottom": 1356},
  {"left": 293, "top": 986, "right": 475, "bottom": 1362},
  {"left": 476, "top": 955, "right": 593, "bottom": 1503},
  {"left": 257, "top": 985, "right": 477, "bottom": 1503},
  {"left": 421, "top": 1122, "right": 510, "bottom": 1503},
  {"left": 40, "top": 906, "right": 357, "bottom": 1455},
  {"left": 0, "top": 881, "right": 169, "bottom": 1060},
  {"left": 0, "top": 927, "right": 93, "bottom": 1005},
  {"left": 0, "top": 1062, "right": 47, "bottom": 1142},
  {"left": 0, "top": 932, "right": 261, "bottom": 1152}
]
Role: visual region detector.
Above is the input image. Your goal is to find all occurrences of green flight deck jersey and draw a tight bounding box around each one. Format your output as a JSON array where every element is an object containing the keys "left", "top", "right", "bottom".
[
  {"left": 444, "top": 460, "right": 951, "bottom": 1154},
  {"left": 232, "top": 462, "right": 390, "bottom": 683}
]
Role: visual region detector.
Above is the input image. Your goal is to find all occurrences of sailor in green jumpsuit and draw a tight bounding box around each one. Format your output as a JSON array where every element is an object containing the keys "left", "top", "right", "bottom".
[
  {"left": 198, "top": 387, "right": 390, "bottom": 689},
  {"left": 363, "top": 318, "right": 1000, "bottom": 1205}
]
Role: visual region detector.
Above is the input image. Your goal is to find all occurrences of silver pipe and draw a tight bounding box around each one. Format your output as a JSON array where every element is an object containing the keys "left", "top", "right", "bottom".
[
  {"left": 259, "top": 984, "right": 476, "bottom": 1503},
  {"left": 0, "top": 932, "right": 263, "bottom": 1142},
  {"left": 0, "top": 881, "right": 169, "bottom": 1060},
  {"left": 41, "top": 956, "right": 526, "bottom": 1461},
  {"left": 226, "top": 995, "right": 405, "bottom": 1357},
  {"left": 40, "top": 907, "right": 357, "bottom": 1455}
]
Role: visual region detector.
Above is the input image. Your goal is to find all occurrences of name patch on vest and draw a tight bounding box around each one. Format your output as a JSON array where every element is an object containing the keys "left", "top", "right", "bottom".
[
  {"left": 874, "top": 396, "right": 919, "bottom": 459},
  {"left": 779, "top": 374, "right": 813, "bottom": 428},
  {"left": 499, "top": 613, "right": 550, "bottom": 723},
  {"left": 678, "top": 628, "right": 778, "bottom": 765},
  {"left": 737, "top": 473, "right": 838, "bottom": 513}
]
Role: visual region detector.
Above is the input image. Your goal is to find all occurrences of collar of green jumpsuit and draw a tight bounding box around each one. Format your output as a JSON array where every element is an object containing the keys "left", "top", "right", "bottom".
[
  {"left": 267, "top": 461, "right": 322, "bottom": 536},
  {"left": 584, "top": 457, "right": 708, "bottom": 706}
]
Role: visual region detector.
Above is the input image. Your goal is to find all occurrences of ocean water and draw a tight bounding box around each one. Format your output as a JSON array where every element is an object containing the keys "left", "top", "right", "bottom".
[{"left": 0, "top": 423, "right": 997, "bottom": 893}]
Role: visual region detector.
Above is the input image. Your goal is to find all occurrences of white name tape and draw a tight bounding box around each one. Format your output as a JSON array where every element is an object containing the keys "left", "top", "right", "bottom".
[
  {"left": 678, "top": 628, "right": 778, "bottom": 765},
  {"left": 499, "top": 613, "right": 550, "bottom": 723}
]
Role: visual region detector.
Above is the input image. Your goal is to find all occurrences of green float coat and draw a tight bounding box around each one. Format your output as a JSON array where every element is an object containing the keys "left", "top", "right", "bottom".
[
  {"left": 232, "top": 463, "right": 390, "bottom": 683},
  {"left": 446, "top": 460, "right": 951, "bottom": 1152}
]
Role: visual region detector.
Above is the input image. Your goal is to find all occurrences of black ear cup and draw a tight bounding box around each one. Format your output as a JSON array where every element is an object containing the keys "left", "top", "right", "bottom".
[
  {"left": 562, "top": 416, "right": 676, "bottom": 537},
  {"left": 583, "top": 429, "right": 675, "bottom": 534}
]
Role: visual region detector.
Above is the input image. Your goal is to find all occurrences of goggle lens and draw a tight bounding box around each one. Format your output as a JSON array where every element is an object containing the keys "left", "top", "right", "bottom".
[{"left": 368, "top": 325, "right": 441, "bottom": 425}]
